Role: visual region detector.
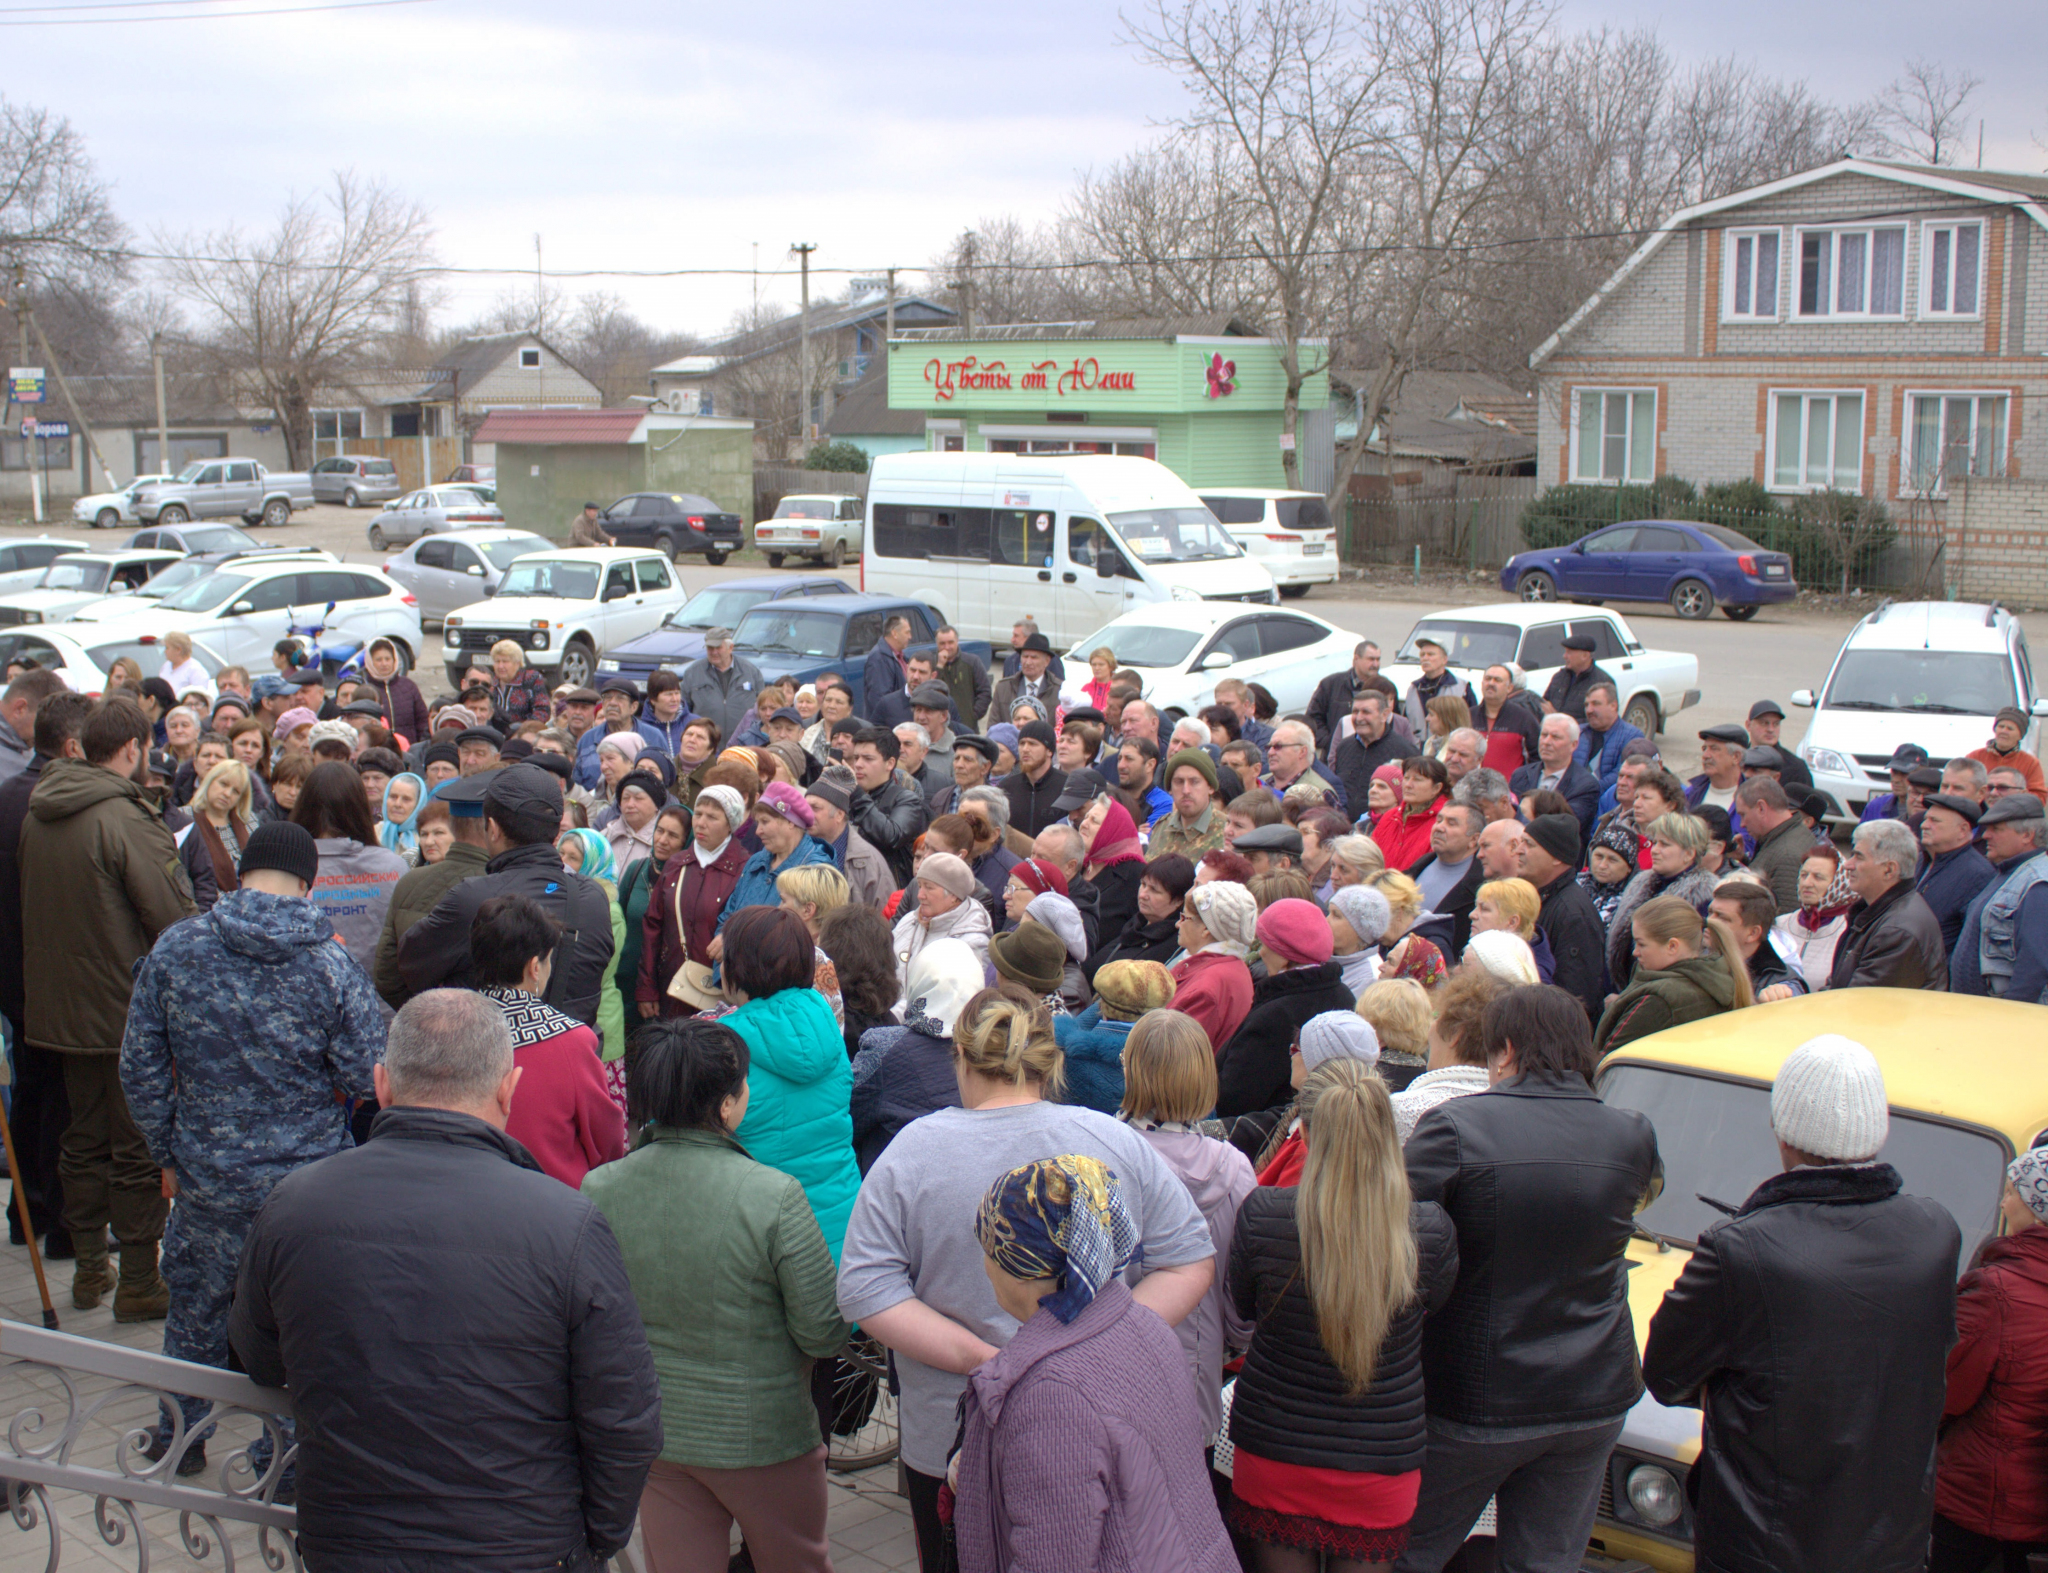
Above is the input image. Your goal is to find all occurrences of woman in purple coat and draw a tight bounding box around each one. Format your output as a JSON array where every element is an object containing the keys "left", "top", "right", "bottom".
[{"left": 953, "top": 1155, "right": 1237, "bottom": 1573}]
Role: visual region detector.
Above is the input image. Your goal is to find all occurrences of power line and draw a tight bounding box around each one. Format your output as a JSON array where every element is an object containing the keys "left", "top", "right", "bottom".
[{"left": 0, "top": 0, "right": 428, "bottom": 23}]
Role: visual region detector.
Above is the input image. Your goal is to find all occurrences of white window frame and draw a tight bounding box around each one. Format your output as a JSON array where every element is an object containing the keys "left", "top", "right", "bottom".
[
  {"left": 1722, "top": 228, "right": 1784, "bottom": 321},
  {"left": 1900, "top": 389, "right": 2010, "bottom": 497},
  {"left": 1765, "top": 388, "right": 1866, "bottom": 495},
  {"left": 1567, "top": 387, "right": 1657, "bottom": 485},
  {"left": 518, "top": 346, "right": 542, "bottom": 369},
  {"left": 1792, "top": 224, "right": 1908, "bottom": 320},
  {"left": 1921, "top": 220, "right": 1986, "bottom": 319}
]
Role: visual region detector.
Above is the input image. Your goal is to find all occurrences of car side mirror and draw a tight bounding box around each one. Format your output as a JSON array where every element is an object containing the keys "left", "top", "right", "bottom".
[
  {"left": 1096, "top": 554, "right": 1117, "bottom": 579},
  {"left": 2031, "top": 697, "right": 2048, "bottom": 717},
  {"left": 1789, "top": 689, "right": 1816, "bottom": 708},
  {"left": 483, "top": 585, "right": 497, "bottom": 597},
  {"left": 465, "top": 564, "right": 484, "bottom": 576},
  {"left": 603, "top": 584, "right": 628, "bottom": 602},
  {"left": 1200, "top": 650, "right": 1232, "bottom": 671},
  {"left": 230, "top": 601, "right": 254, "bottom": 616}
]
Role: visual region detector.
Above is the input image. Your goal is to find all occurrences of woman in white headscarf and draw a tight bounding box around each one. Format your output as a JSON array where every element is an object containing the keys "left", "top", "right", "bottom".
[{"left": 1170, "top": 879, "right": 1259, "bottom": 1054}]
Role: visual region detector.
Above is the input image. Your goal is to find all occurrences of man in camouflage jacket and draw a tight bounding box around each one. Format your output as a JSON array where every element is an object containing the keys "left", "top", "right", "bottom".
[{"left": 121, "top": 821, "right": 384, "bottom": 1467}]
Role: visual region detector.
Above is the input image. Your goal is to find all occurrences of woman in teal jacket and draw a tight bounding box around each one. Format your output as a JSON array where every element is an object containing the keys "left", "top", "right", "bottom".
[{"left": 717, "top": 904, "right": 862, "bottom": 1261}]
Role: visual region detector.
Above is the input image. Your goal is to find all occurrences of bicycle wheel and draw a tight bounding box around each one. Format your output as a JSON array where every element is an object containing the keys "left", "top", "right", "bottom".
[{"left": 826, "top": 1335, "right": 899, "bottom": 1472}]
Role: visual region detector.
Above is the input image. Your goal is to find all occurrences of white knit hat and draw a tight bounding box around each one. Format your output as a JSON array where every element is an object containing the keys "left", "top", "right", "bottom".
[
  {"left": 1188, "top": 880, "right": 1259, "bottom": 955},
  {"left": 1770, "top": 1035, "right": 1889, "bottom": 1162},
  {"left": 1299, "top": 1011, "right": 1380, "bottom": 1071},
  {"left": 1464, "top": 929, "right": 1539, "bottom": 986}
]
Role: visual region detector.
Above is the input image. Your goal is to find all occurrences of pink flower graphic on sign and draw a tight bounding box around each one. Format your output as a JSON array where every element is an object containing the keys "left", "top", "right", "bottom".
[{"left": 1205, "top": 353, "right": 1237, "bottom": 399}]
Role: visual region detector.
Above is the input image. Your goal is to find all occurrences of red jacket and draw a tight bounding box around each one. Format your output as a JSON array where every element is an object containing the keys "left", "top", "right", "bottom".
[
  {"left": 1371, "top": 798, "right": 1443, "bottom": 874},
  {"left": 1938, "top": 1225, "right": 2048, "bottom": 1541},
  {"left": 636, "top": 838, "right": 747, "bottom": 1013},
  {"left": 1169, "top": 948, "right": 1255, "bottom": 1057},
  {"left": 503, "top": 1026, "right": 625, "bottom": 1190}
]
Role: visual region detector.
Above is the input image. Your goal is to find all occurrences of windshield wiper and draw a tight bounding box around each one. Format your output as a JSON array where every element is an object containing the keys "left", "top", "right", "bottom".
[
  {"left": 1823, "top": 699, "right": 1894, "bottom": 711},
  {"left": 1899, "top": 702, "right": 1977, "bottom": 714}
]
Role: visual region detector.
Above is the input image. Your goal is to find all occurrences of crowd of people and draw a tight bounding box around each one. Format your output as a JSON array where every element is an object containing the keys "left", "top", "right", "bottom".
[{"left": 0, "top": 609, "right": 2042, "bottom": 1573}]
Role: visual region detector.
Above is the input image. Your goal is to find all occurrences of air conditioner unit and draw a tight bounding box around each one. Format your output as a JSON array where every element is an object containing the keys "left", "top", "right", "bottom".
[{"left": 662, "top": 390, "right": 700, "bottom": 415}]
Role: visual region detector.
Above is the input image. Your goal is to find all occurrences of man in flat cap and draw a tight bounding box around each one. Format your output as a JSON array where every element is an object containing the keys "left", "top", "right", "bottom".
[
  {"left": 1234, "top": 822, "right": 1303, "bottom": 877},
  {"left": 568, "top": 502, "right": 613, "bottom": 548},
  {"left": 396, "top": 766, "right": 615, "bottom": 1025},
  {"left": 1745, "top": 698, "right": 1812, "bottom": 795},
  {"left": 1951, "top": 793, "right": 2048, "bottom": 1000},
  {"left": 1917, "top": 792, "right": 1996, "bottom": 955},
  {"left": 1542, "top": 631, "right": 1613, "bottom": 722}
]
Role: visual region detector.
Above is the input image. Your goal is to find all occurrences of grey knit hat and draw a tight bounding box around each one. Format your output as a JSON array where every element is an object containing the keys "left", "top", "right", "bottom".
[{"left": 1770, "top": 1035, "right": 1888, "bottom": 1162}]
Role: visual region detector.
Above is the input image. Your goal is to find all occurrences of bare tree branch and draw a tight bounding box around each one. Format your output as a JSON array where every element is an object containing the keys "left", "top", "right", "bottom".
[{"left": 1866, "top": 57, "right": 1983, "bottom": 166}]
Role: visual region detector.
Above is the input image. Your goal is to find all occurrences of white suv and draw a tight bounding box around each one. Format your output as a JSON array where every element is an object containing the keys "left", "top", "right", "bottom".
[
  {"left": 441, "top": 547, "right": 690, "bottom": 690},
  {"left": 1198, "top": 488, "right": 1339, "bottom": 596},
  {"left": 1790, "top": 601, "right": 2046, "bottom": 820}
]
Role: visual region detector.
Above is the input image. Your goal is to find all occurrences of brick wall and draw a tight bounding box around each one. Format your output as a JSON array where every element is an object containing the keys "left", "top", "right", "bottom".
[{"left": 1949, "top": 476, "right": 2048, "bottom": 607}]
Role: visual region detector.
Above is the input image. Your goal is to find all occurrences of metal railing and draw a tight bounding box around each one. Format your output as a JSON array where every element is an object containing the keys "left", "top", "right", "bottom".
[{"left": 0, "top": 1319, "right": 298, "bottom": 1571}]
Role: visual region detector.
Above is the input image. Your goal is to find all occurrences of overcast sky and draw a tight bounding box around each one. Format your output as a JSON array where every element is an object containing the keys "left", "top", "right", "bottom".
[{"left": 10, "top": 0, "right": 2046, "bottom": 339}]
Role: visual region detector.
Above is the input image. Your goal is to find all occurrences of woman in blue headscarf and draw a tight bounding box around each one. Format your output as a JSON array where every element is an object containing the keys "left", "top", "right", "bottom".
[
  {"left": 953, "top": 1155, "right": 1237, "bottom": 1573},
  {"left": 378, "top": 771, "right": 427, "bottom": 863},
  {"left": 557, "top": 825, "right": 630, "bottom": 1112}
]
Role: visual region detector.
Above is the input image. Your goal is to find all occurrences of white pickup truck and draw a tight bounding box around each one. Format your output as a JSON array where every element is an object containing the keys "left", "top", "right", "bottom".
[
  {"left": 1379, "top": 603, "right": 1700, "bottom": 738},
  {"left": 132, "top": 458, "right": 315, "bottom": 529}
]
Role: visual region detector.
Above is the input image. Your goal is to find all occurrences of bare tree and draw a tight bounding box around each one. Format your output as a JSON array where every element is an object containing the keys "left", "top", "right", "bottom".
[
  {"left": 568, "top": 291, "right": 696, "bottom": 404},
  {"left": 1061, "top": 137, "right": 1269, "bottom": 317},
  {"left": 158, "top": 172, "right": 436, "bottom": 468},
  {"left": 0, "top": 96, "right": 126, "bottom": 285},
  {"left": 931, "top": 217, "right": 1078, "bottom": 327},
  {"left": 1867, "top": 57, "right": 1982, "bottom": 166},
  {"left": 710, "top": 299, "right": 808, "bottom": 454}
]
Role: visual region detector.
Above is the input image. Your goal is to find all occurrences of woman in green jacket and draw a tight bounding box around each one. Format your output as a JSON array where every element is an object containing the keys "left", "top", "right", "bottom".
[
  {"left": 1594, "top": 893, "right": 1753, "bottom": 1055},
  {"left": 719, "top": 904, "right": 864, "bottom": 1263},
  {"left": 583, "top": 1017, "right": 848, "bottom": 1573}
]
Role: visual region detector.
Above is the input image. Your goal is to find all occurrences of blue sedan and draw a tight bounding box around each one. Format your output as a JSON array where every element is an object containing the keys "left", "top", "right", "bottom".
[
  {"left": 596, "top": 572, "right": 853, "bottom": 680},
  {"left": 1500, "top": 519, "right": 1797, "bottom": 622}
]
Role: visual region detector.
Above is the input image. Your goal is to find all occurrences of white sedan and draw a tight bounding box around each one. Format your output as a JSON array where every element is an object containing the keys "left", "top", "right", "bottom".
[
  {"left": 0, "top": 626, "right": 230, "bottom": 697},
  {"left": 1378, "top": 603, "right": 1700, "bottom": 737},
  {"left": 72, "top": 474, "right": 180, "bottom": 531},
  {"left": 1062, "top": 603, "right": 1359, "bottom": 722}
]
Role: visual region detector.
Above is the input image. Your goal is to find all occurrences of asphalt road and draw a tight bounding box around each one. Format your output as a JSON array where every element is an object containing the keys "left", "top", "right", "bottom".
[{"left": 10, "top": 503, "right": 2046, "bottom": 778}]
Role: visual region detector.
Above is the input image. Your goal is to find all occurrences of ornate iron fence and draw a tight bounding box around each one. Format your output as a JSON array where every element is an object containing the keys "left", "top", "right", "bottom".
[{"left": 0, "top": 1319, "right": 298, "bottom": 1571}]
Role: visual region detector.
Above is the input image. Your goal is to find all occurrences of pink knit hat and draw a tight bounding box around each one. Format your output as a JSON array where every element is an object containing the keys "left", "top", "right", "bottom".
[
  {"left": 1257, "top": 897, "right": 1334, "bottom": 968},
  {"left": 756, "top": 779, "right": 815, "bottom": 829}
]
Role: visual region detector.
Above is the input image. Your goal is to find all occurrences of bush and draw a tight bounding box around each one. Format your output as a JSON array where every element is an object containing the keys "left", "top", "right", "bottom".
[
  {"left": 1517, "top": 476, "right": 1700, "bottom": 550},
  {"left": 803, "top": 440, "right": 869, "bottom": 474},
  {"left": 1788, "top": 490, "right": 1896, "bottom": 593}
]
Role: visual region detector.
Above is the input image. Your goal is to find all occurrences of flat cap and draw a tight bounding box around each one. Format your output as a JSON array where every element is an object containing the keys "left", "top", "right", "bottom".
[
  {"left": 910, "top": 681, "right": 953, "bottom": 710},
  {"left": 556, "top": 686, "right": 599, "bottom": 705},
  {"left": 599, "top": 676, "right": 641, "bottom": 699},
  {"left": 285, "top": 667, "right": 325, "bottom": 687},
  {"left": 1741, "top": 745, "right": 1784, "bottom": 769},
  {"left": 1560, "top": 632, "right": 1597, "bottom": 652},
  {"left": 1061, "top": 705, "right": 1106, "bottom": 726},
  {"left": 954, "top": 734, "right": 1000, "bottom": 764},
  {"left": 340, "top": 698, "right": 386, "bottom": 718},
  {"left": 1923, "top": 792, "right": 1982, "bottom": 825},
  {"left": 1907, "top": 765, "right": 1944, "bottom": 790},
  {"left": 1698, "top": 723, "right": 1749, "bottom": 746},
  {"left": 1233, "top": 823, "right": 1304, "bottom": 855},
  {"left": 1981, "top": 792, "right": 2047, "bottom": 826},
  {"left": 456, "top": 725, "right": 505, "bottom": 748},
  {"left": 434, "top": 772, "right": 491, "bottom": 816}
]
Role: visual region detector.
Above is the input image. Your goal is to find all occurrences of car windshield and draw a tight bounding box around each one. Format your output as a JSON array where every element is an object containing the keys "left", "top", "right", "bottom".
[
  {"left": 1822, "top": 649, "right": 2018, "bottom": 715},
  {"left": 1600, "top": 1063, "right": 2005, "bottom": 1269},
  {"left": 479, "top": 536, "right": 552, "bottom": 571},
  {"left": 1276, "top": 497, "right": 1333, "bottom": 530},
  {"left": 497, "top": 559, "right": 600, "bottom": 599},
  {"left": 179, "top": 527, "right": 253, "bottom": 552},
  {"left": 774, "top": 498, "right": 835, "bottom": 520},
  {"left": 87, "top": 637, "right": 220, "bottom": 680},
  {"left": 174, "top": 462, "right": 208, "bottom": 483},
  {"left": 35, "top": 562, "right": 110, "bottom": 592},
  {"left": 1107, "top": 506, "right": 1242, "bottom": 563},
  {"left": 1200, "top": 495, "right": 1267, "bottom": 525},
  {"left": 157, "top": 572, "right": 251, "bottom": 614},
  {"left": 1694, "top": 523, "right": 1764, "bottom": 552},
  {"left": 1395, "top": 618, "right": 1521, "bottom": 668},
  {"left": 666, "top": 586, "right": 773, "bottom": 629},
  {"left": 133, "top": 560, "right": 212, "bottom": 599},
  {"left": 1067, "top": 621, "right": 1204, "bottom": 669},
  {"left": 733, "top": 607, "right": 843, "bottom": 661},
  {"left": 365, "top": 461, "right": 396, "bottom": 476}
]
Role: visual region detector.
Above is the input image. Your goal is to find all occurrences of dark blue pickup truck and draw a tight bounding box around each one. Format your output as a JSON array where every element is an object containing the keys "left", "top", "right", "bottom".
[{"left": 599, "top": 592, "right": 992, "bottom": 692}]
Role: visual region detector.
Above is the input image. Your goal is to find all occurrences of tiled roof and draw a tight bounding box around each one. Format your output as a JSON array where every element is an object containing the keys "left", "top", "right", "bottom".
[{"left": 472, "top": 408, "right": 646, "bottom": 445}]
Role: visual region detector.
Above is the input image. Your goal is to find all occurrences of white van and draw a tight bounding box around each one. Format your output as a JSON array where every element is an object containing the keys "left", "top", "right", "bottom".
[{"left": 861, "top": 452, "right": 1278, "bottom": 646}]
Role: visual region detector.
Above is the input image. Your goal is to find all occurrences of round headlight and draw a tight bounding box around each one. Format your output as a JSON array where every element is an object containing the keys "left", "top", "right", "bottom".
[
  {"left": 1626, "top": 1463, "right": 1684, "bottom": 1528},
  {"left": 1170, "top": 584, "right": 1201, "bottom": 602}
]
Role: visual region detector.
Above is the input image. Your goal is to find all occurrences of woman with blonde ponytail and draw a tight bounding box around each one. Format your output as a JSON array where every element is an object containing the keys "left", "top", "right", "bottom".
[
  {"left": 1593, "top": 892, "right": 1752, "bottom": 1054},
  {"left": 837, "top": 983, "right": 1223, "bottom": 1571},
  {"left": 1224, "top": 1059, "right": 1459, "bottom": 1571}
]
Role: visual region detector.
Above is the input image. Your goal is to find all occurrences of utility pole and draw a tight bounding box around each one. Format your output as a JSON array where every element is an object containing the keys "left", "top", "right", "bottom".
[
  {"left": 885, "top": 266, "right": 896, "bottom": 344},
  {"left": 10, "top": 261, "right": 40, "bottom": 523},
  {"left": 25, "top": 303, "right": 119, "bottom": 491},
  {"left": 152, "top": 331, "right": 170, "bottom": 473},
  {"left": 791, "top": 242, "right": 816, "bottom": 455},
  {"left": 960, "top": 232, "right": 978, "bottom": 333}
]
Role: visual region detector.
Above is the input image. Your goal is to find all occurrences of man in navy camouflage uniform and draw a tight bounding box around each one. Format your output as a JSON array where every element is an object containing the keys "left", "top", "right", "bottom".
[{"left": 121, "top": 821, "right": 384, "bottom": 1469}]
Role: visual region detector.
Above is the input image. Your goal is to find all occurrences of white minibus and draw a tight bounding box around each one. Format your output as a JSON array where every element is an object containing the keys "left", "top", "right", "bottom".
[{"left": 861, "top": 452, "right": 1278, "bottom": 646}]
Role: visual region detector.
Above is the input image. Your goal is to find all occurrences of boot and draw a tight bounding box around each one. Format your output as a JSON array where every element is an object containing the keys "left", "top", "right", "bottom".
[
  {"left": 112, "top": 1243, "right": 169, "bottom": 1324},
  {"left": 71, "top": 1236, "right": 111, "bottom": 1311}
]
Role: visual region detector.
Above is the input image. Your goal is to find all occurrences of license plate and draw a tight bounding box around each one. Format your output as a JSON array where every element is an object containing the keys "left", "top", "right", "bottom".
[
  {"left": 1301, "top": 543, "right": 1325, "bottom": 556},
  {"left": 1765, "top": 565, "right": 1786, "bottom": 576}
]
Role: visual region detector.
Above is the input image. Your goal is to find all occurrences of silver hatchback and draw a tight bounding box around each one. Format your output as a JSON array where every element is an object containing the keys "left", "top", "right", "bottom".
[
  {"left": 366, "top": 487, "right": 506, "bottom": 549},
  {"left": 311, "top": 455, "right": 403, "bottom": 507},
  {"left": 379, "top": 528, "right": 551, "bottom": 622}
]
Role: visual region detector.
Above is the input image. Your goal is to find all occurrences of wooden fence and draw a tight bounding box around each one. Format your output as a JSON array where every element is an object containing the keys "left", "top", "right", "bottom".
[{"left": 755, "top": 466, "right": 868, "bottom": 523}]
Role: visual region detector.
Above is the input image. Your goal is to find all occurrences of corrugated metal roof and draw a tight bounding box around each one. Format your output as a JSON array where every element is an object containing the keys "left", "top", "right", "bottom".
[
  {"left": 895, "top": 313, "right": 1264, "bottom": 344},
  {"left": 472, "top": 408, "right": 646, "bottom": 446}
]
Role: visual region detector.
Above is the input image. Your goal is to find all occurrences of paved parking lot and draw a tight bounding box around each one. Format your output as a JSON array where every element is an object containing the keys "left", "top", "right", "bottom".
[{"left": 6, "top": 506, "right": 2044, "bottom": 776}]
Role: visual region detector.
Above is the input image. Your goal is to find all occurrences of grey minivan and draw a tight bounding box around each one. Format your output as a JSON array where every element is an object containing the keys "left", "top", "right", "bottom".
[{"left": 311, "top": 455, "right": 403, "bottom": 507}]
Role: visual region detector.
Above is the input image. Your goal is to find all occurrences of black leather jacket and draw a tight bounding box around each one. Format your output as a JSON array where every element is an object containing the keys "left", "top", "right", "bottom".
[
  {"left": 1229, "top": 1191, "right": 1458, "bottom": 1472},
  {"left": 394, "top": 840, "right": 617, "bottom": 1025},
  {"left": 848, "top": 770, "right": 930, "bottom": 887},
  {"left": 1644, "top": 1163, "right": 1959, "bottom": 1573},
  {"left": 1405, "top": 1071, "right": 1660, "bottom": 1427},
  {"left": 1828, "top": 878, "right": 1949, "bottom": 991}
]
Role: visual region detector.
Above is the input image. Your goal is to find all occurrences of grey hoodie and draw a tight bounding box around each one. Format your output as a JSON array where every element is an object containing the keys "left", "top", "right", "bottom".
[{"left": 309, "top": 836, "right": 409, "bottom": 985}]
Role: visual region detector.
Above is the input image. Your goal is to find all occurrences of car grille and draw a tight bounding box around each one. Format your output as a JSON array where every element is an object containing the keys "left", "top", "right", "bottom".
[
  {"left": 1206, "top": 589, "right": 1280, "bottom": 605},
  {"left": 0, "top": 609, "right": 31, "bottom": 627},
  {"left": 1597, "top": 1471, "right": 1614, "bottom": 1520},
  {"left": 452, "top": 627, "right": 548, "bottom": 653}
]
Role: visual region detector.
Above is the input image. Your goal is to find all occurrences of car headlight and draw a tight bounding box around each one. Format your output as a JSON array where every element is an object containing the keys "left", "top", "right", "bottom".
[
  {"left": 1804, "top": 746, "right": 1853, "bottom": 777},
  {"left": 19, "top": 612, "right": 40, "bottom": 625},
  {"left": 596, "top": 658, "right": 620, "bottom": 672},
  {"left": 1625, "top": 1463, "right": 1684, "bottom": 1528},
  {"left": 1170, "top": 584, "right": 1202, "bottom": 602},
  {"left": 528, "top": 631, "right": 549, "bottom": 651}
]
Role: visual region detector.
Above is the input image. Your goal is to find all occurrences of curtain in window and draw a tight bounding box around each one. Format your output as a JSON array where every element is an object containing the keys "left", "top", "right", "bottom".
[
  {"left": 1909, "top": 397, "right": 1943, "bottom": 491},
  {"left": 1627, "top": 392, "right": 1655, "bottom": 480},
  {"left": 1953, "top": 226, "right": 1981, "bottom": 314},
  {"left": 1836, "top": 233, "right": 1867, "bottom": 313},
  {"left": 1975, "top": 397, "right": 2006, "bottom": 475},
  {"left": 1773, "top": 396, "right": 1803, "bottom": 488},
  {"left": 1870, "top": 230, "right": 1905, "bottom": 314},
  {"left": 1930, "top": 231, "right": 1952, "bottom": 314},
  {"left": 1754, "top": 233, "right": 1779, "bottom": 315},
  {"left": 1830, "top": 396, "right": 1864, "bottom": 489},
  {"left": 1800, "top": 233, "right": 1832, "bottom": 315}
]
